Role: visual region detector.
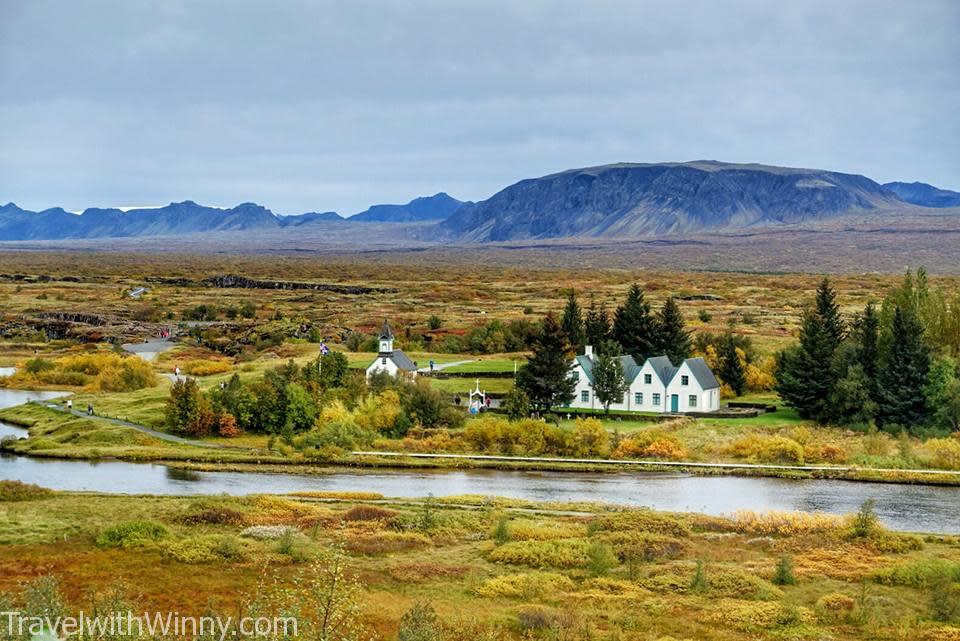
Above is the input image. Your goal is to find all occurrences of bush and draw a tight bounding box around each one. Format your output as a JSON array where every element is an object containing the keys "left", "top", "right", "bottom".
[
  {"left": 772, "top": 554, "right": 797, "bottom": 586},
  {"left": 178, "top": 506, "right": 247, "bottom": 526},
  {"left": 597, "top": 531, "right": 689, "bottom": 563},
  {"left": 488, "top": 539, "right": 591, "bottom": 569},
  {"left": 710, "top": 570, "right": 783, "bottom": 601},
  {"left": 473, "top": 572, "right": 575, "bottom": 599},
  {"left": 0, "top": 480, "right": 54, "bottom": 502},
  {"left": 730, "top": 510, "right": 844, "bottom": 536},
  {"left": 613, "top": 430, "right": 688, "bottom": 460},
  {"left": 815, "top": 592, "right": 856, "bottom": 623},
  {"left": 398, "top": 601, "right": 442, "bottom": 641},
  {"left": 596, "top": 510, "right": 691, "bottom": 538},
  {"left": 164, "top": 535, "right": 246, "bottom": 563},
  {"left": 344, "top": 531, "right": 431, "bottom": 555},
  {"left": 926, "top": 438, "right": 960, "bottom": 470},
  {"left": 873, "top": 559, "right": 960, "bottom": 589},
  {"left": 96, "top": 521, "right": 170, "bottom": 548},
  {"left": 586, "top": 542, "right": 617, "bottom": 576},
  {"left": 181, "top": 360, "right": 232, "bottom": 377},
  {"left": 299, "top": 419, "right": 376, "bottom": 451},
  {"left": 571, "top": 417, "right": 611, "bottom": 458},
  {"left": 724, "top": 434, "right": 804, "bottom": 464},
  {"left": 504, "top": 519, "right": 587, "bottom": 542},
  {"left": 342, "top": 505, "right": 398, "bottom": 522}
]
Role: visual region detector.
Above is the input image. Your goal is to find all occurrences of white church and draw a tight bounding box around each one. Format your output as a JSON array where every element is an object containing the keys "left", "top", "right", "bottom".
[
  {"left": 567, "top": 345, "right": 720, "bottom": 413},
  {"left": 365, "top": 320, "right": 418, "bottom": 379}
]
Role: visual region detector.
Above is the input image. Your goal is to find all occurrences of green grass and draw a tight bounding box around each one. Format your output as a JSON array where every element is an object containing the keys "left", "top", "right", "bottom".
[
  {"left": 440, "top": 359, "right": 518, "bottom": 374},
  {"left": 428, "top": 377, "right": 515, "bottom": 394}
]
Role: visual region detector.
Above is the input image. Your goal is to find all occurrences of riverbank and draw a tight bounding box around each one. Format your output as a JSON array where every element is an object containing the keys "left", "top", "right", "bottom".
[{"left": 5, "top": 401, "right": 960, "bottom": 487}]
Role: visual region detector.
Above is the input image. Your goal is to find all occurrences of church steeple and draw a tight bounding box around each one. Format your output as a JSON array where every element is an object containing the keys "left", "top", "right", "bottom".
[{"left": 378, "top": 320, "right": 394, "bottom": 355}]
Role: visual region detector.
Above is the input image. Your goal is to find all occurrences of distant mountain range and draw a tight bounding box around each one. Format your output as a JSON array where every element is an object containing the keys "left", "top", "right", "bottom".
[
  {"left": 441, "top": 161, "right": 952, "bottom": 242},
  {"left": 882, "top": 182, "right": 960, "bottom": 208},
  {"left": 0, "top": 193, "right": 462, "bottom": 241},
  {"left": 350, "top": 192, "right": 465, "bottom": 222},
  {"left": 3, "top": 162, "right": 958, "bottom": 243}
]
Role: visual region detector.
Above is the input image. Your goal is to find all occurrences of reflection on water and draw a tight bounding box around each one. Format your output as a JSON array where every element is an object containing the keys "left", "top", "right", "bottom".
[
  {"left": 0, "top": 388, "right": 68, "bottom": 438},
  {"left": 0, "top": 367, "right": 16, "bottom": 377},
  {"left": 1, "top": 454, "right": 959, "bottom": 534}
]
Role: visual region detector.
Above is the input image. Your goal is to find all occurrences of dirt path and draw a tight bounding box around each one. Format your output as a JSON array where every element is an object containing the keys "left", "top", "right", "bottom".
[
  {"left": 417, "top": 359, "right": 475, "bottom": 373},
  {"left": 39, "top": 402, "right": 228, "bottom": 449}
]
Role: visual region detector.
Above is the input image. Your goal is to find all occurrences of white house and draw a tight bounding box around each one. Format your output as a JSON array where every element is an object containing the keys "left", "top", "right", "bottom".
[
  {"left": 365, "top": 320, "right": 418, "bottom": 379},
  {"left": 568, "top": 345, "right": 720, "bottom": 413}
]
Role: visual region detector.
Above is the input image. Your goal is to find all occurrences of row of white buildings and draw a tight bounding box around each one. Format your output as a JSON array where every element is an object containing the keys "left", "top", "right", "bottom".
[{"left": 366, "top": 321, "right": 721, "bottom": 414}]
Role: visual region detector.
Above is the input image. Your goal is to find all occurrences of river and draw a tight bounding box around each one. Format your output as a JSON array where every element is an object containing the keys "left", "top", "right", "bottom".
[{"left": 2, "top": 386, "right": 960, "bottom": 533}]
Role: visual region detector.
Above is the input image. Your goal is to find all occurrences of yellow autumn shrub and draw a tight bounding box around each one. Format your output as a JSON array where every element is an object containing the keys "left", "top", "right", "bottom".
[{"left": 473, "top": 572, "right": 575, "bottom": 599}]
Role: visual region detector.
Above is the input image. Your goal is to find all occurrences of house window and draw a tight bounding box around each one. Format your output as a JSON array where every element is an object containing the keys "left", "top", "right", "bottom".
[
  {"left": 634, "top": 392, "right": 643, "bottom": 405},
  {"left": 381, "top": 357, "right": 387, "bottom": 365},
  {"left": 652, "top": 393, "right": 661, "bottom": 406},
  {"left": 644, "top": 374, "right": 652, "bottom": 384},
  {"left": 572, "top": 370, "right": 579, "bottom": 381},
  {"left": 688, "top": 395, "right": 697, "bottom": 408},
  {"left": 581, "top": 390, "right": 590, "bottom": 403},
  {"left": 681, "top": 375, "right": 689, "bottom": 385}
]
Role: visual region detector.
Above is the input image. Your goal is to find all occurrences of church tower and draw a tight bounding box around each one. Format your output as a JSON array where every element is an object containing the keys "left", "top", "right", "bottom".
[{"left": 378, "top": 320, "right": 395, "bottom": 355}]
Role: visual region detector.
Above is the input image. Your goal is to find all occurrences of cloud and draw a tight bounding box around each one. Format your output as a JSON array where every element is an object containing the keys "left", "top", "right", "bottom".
[{"left": 1, "top": 0, "right": 958, "bottom": 213}]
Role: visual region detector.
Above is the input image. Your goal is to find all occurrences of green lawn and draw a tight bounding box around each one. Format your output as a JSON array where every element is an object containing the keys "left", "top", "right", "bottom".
[
  {"left": 428, "top": 377, "right": 515, "bottom": 394},
  {"left": 440, "top": 359, "right": 518, "bottom": 374}
]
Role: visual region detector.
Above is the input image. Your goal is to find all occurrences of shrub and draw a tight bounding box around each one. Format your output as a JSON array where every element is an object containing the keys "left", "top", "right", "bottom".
[
  {"left": 873, "top": 559, "right": 960, "bottom": 589},
  {"left": 690, "top": 560, "right": 709, "bottom": 593},
  {"left": 96, "top": 521, "right": 170, "bottom": 548},
  {"left": 515, "top": 605, "right": 574, "bottom": 632},
  {"left": 724, "top": 434, "right": 804, "bottom": 464},
  {"left": 344, "top": 531, "right": 431, "bottom": 555},
  {"left": 815, "top": 592, "right": 856, "bottom": 623},
  {"left": 398, "top": 601, "right": 442, "bottom": 641},
  {"left": 597, "top": 510, "right": 691, "bottom": 538},
  {"left": 179, "top": 506, "right": 247, "bottom": 526},
  {"left": 0, "top": 480, "right": 54, "bottom": 502},
  {"left": 850, "top": 499, "right": 880, "bottom": 539},
  {"left": 181, "top": 359, "right": 232, "bottom": 377},
  {"left": 613, "top": 430, "right": 688, "bottom": 460},
  {"left": 342, "top": 505, "right": 398, "bottom": 522},
  {"left": 571, "top": 417, "right": 611, "bottom": 458},
  {"left": 701, "top": 600, "right": 815, "bottom": 631},
  {"left": 926, "top": 438, "right": 960, "bottom": 470},
  {"left": 586, "top": 542, "right": 617, "bottom": 577},
  {"left": 505, "top": 519, "right": 587, "bottom": 541},
  {"left": 488, "top": 539, "right": 591, "bottom": 569},
  {"left": 730, "top": 510, "right": 844, "bottom": 536},
  {"left": 473, "top": 572, "right": 575, "bottom": 599},
  {"left": 493, "top": 516, "right": 511, "bottom": 545},
  {"left": 598, "top": 531, "right": 689, "bottom": 563},
  {"left": 164, "top": 535, "right": 246, "bottom": 563},
  {"left": 930, "top": 573, "right": 960, "bottom": 622},
  {"left": 240, "top": 525, "right": 298, "bottom": 540},
  {"left": 773, "top": 554, "right": 797, "bottom": 586},
  {"left": 710, "top": 570, "right": 783, "bottom": 601}
]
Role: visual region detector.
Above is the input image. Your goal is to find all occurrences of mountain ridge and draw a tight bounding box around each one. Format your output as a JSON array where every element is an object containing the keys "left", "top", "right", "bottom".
[{"left": 441, "top": 160, "right": 917, "bottom": 242}]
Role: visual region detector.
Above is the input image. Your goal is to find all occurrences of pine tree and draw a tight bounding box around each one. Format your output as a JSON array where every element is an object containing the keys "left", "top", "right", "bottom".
[
  {"left": 592, "top": 340, "right": 628, "bottom": 413},
  {"left": 516, "top": 313, "right": 577, "bottom": 412},
  {"left": 855, "top": 302, "right": 880, "bottom": 402},
  {"left": 877, "top": 306, "right": 931, "bottom": 430},
  {"left": 816, "top": 277, "right": 846, "bottom": 349},
  {"left": 561, "top": 291, "right": 585, "bottom": 351},
  {"left": 655, "top": 296, "right": 692, "bottom": 363},
  {"left": 718, "top": 334, "right": 747, "bottom": 396},
  {"left": 585, "top": 297, "right": 611, "bottom": 347},
  {"left": 613, "top": 284, "right": 657, "bottom": 362},
  {"left": 775, "top": 310, "right": 836, "bottom": 420}
]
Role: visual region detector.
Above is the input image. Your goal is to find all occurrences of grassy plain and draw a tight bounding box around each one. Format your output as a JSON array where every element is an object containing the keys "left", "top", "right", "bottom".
[{"left": 2, "top": 487, "right": 960, "bottom": 640}]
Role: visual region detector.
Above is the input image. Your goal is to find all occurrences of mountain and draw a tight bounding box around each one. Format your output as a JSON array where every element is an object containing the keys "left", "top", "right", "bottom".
[
  {"left": 280, "top": 211, "right": 344, "bottom": 226},
  {"left": 350, "top": 192, "right": 464, "bottom": 222},
  {"left": 441, "top": 161, "right": 907, "bottom": 242},
  {"left": 882, "top": 182, "right": 960, "bottom": 208}
]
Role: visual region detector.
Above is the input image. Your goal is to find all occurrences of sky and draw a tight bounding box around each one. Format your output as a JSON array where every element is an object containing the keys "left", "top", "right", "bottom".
[{"left": 1, "top": 0, "right": 958, "bottom": 216}]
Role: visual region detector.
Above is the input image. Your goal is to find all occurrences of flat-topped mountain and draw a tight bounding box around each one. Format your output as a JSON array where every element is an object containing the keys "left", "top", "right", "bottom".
[{"left": 441, "top": 161, "right": 909, "bottom": 242}]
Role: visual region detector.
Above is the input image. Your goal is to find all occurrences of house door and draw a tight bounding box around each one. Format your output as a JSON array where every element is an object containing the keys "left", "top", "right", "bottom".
[{"left": 670, "top": 394, "right": 679, "bottom": 413}]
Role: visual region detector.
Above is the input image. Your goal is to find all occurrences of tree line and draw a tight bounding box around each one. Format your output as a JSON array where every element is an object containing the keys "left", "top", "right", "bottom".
[{"left": 776, "top": 270, "right": 960, "bottom": 433}]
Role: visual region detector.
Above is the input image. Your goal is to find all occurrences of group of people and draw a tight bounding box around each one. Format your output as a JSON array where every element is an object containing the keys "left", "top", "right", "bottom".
[
  {"left": 63, "top": 399, "right": 94, "bottom": 415},
  {"left": 157, "top": 329, "right": 173, "bottom": 339}
]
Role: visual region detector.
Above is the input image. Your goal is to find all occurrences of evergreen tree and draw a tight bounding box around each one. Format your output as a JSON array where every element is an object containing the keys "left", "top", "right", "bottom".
[
  {"left": 829, "top": 362, "right": 878, "bottom": 425},
  {"left": 775, "top": 310, "right": 836, "bottom": 420},
  {"left": 613, "top": 284, "right": 657, "bottom": 362},
  {"left": 718, "top": 334, "right": 747, "bottom": 396},
  {"left": 585, "top": 297, "right": 611, "bottom": 347},
  {"left": 516, "top": 313, "right": 577, "bottom": 412},
  {"left": 561, "top": 291, "right": 585, "bottom": 351},
  {"left": 592, "top": 340, "right": 628, "bottom": 413},
  {"left": 877, "top": 306, "right": 931, "bottom": 430},
  {"left": 925, "top": 357, "right": 960, "bottom": 432},
  {"left": 854, "top": 302, "right": 880, "bottom": 402},
  {"left": 501, "top": 387, "right": 531, "bottom": 421},
  {"left": 655, "top": 296, "right": 692, "bottom": 363},
  {"left": 816, "top": 277, "right": 846, "bottom": 349}
]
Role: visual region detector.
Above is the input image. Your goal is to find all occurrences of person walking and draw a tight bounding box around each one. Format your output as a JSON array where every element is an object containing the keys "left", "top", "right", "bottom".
[
  {"left": 66, "top": 399, "right": 73, "bottom": 412},
  {"left": 86, "top": 403, "right": 93, "bottom": 416}
]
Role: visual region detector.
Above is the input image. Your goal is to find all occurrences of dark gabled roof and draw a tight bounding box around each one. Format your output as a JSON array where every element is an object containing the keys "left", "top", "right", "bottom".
[
  {"left": 575, "top": 353, "right": 640, "bottom": 385},
  {"left": 379, "top": 320, "right": 394, "bottom": 340},
  {"left": 645, "top": 355, "right": 677, "bottom": 386},
  {"left": 390, "top": 349, "right": 417, "bottom": 371},
  {"left": 683, "top": 357, "right": 720, "bottom": 389}
]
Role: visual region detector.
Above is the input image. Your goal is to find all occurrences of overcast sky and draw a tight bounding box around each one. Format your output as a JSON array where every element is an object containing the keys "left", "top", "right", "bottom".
[{"left": 1, "top": 0, "right": 958, "bottom": 215}]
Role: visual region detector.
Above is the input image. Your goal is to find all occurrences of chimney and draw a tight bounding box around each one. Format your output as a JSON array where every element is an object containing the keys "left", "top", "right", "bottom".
[{"left": 584, "top": 345, "right": 594, "bottom": 359}]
